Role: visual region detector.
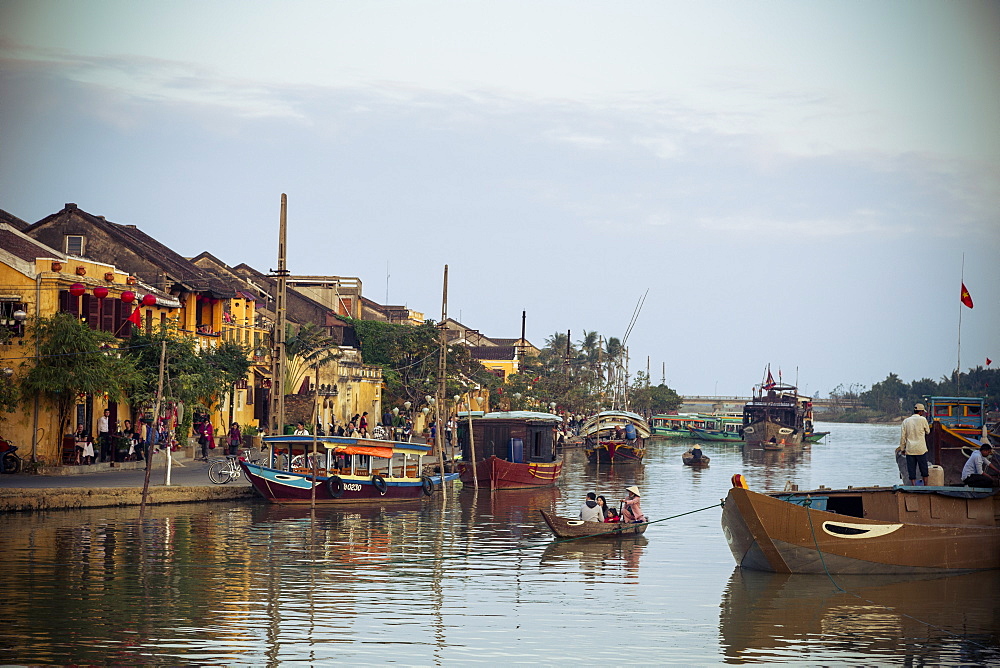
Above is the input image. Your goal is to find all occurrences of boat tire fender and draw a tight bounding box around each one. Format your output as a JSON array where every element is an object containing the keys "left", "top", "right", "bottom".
[
  {"left": 421, "top": 476, "right": 434, "bottom": 496},
  {"left": 372, "top": 474, "right": 388, "bottom": 495},
  {"left": 327, "top": 475, "right": 345, "bottom": 499}
]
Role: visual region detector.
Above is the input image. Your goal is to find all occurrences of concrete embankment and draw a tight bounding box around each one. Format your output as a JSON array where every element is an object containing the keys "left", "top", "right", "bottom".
[{"left": 0, "top": 484, "right": 257, "bottom": 512}]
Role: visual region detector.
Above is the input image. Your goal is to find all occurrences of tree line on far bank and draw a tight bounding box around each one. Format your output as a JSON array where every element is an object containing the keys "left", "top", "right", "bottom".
[{"left": 826, "top": 366, "right": 999, "bottom": 422}]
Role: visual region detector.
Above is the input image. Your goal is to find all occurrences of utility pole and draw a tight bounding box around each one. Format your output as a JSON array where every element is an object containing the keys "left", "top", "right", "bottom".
[
  {"left": 141, "top": 339, "right": 166, "bottom": 518},
  {"left": 435, "top": 265, "right": 449, "bottom": 489},
  {"left": 270, "top": 194, "right": 289, "bottom": 451}
]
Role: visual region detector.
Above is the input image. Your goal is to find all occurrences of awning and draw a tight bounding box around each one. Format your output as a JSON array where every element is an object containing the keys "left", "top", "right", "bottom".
[{"left": 324, "top": 443, "right": 394, "bottom": 458}]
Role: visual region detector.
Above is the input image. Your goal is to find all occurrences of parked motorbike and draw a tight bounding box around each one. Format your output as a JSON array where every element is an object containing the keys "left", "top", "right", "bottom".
[{"left": 0, "top": 438, "right": 22, "bottom": 474}]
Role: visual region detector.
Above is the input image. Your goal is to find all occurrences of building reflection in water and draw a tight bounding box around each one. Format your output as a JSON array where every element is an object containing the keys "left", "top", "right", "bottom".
[{"left": 719, "top": 568, "right": 1000, "bottom": 665}]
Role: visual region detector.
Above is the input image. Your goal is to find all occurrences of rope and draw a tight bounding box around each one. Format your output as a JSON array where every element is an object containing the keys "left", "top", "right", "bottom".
[
  {"left": 804, "top": 498, "right": 992, "bottom": 651},
  {"left": 348, "top": 502, "right": 724, "bottom": 568}
]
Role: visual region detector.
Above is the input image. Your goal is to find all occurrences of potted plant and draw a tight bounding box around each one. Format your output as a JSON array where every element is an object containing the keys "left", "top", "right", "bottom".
[{"left": 242, "top": 424, "right": 262, "bottom": 451}]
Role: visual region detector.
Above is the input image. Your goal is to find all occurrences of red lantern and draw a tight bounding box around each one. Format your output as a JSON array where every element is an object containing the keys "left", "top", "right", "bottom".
[
  {"left": 120, "top": 291, "right": 135, "bottom": 304},
  {"left": 93, "top": 286, "right": 109, "bottom": 299},
  {"left": 141, "top": 294, "right": 157, "bottom": 307},
  {"left": 69, "top": 283, "right": 86, "bottom": 297}
]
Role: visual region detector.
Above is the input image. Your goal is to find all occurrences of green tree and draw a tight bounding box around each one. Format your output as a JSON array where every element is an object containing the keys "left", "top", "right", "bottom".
[
  {"left": 629, "top": 372, "right": 682, "bottom": 414},
  {"left": 20, "top": 313, "right": 140, "bottom": 448},
  {"left": 283, "top": 322, "right": 340, "bottom": 393},
  {"left": 0, "top": 372, "right": 18, "bottom": 421}
]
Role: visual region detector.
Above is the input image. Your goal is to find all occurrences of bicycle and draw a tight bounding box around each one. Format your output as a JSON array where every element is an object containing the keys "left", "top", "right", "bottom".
[
  {"left": 0, "top": 437, "right": 22, "bottom": 474},
  {"left": 208, "top": 449, "right": 260, "bottom": 484}
]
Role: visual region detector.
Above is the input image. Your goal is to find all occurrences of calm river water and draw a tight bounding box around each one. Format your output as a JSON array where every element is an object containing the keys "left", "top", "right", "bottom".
[{"left": 2, "top": 422, "right": 997, "bottom": 665}]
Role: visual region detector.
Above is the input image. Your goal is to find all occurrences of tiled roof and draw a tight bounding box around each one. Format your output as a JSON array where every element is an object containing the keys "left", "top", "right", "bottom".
[
  {"left": 0, "top": 226, "right": 60, "bottom": 263},
  {"left": 0, "top": 209, "right": 30, "bottom": 231},
  {"left": 468, "top": 345, "right": 517, "bottom": 361}
]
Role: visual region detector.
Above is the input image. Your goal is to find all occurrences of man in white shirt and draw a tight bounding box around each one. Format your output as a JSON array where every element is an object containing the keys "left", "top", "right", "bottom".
[
  {"left": 962, "top": 443, "right": 996, "bottom": 488},
  {"left": 898, "top": 403, "right": 931, "bottom": 486},
  {"left": 97, "top": 409, "right": 111, "bottom": 463}
]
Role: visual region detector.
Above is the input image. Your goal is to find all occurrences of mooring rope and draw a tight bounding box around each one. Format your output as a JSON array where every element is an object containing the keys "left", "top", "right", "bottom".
[{"left": 803, "top": 499, "right": 992, "bottom": 652}]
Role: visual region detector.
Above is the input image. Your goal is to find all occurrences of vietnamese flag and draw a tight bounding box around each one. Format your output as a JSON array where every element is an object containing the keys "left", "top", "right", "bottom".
[
  {"left": 988, "top": 358, "right": 993, "bottom": 367},
  {"left": 960, "top": 282, "right": 974, "bottom": 308},
  {"left": 126, "top": 308, "right": 142, "bottom": 327}
]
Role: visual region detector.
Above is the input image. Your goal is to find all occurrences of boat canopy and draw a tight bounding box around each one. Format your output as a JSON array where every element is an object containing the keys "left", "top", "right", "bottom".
[{"left": 262, "top": 434, "right": 432, "bottom": 457}]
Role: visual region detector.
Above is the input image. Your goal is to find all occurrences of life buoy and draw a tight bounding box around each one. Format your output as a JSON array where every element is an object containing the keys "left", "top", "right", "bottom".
[
  {"left": 327, "top": 475, "right": 345, "bottom": 499},
  {"left": 372, "top": 473, "right": 388, "bottom": 495},
  {"left": 421, "top": 476, "right": 434, "bottom": 496}
]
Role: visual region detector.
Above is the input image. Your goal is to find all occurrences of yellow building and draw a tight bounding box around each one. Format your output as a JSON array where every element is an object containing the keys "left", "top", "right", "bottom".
[{"left": 0, "top": 223, "right": 179, "bottom": 464}]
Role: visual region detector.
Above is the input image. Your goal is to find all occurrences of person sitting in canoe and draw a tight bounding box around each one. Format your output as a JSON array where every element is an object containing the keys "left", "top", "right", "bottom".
[
  {"left": 621, "top": 486, "right": 647, "bottom": 523},
  {"left": 596, "top": 495, "right": 612, "bottom": 521},
  {"left": 579, "top": 492, "right": 604, "bottom": 522}
]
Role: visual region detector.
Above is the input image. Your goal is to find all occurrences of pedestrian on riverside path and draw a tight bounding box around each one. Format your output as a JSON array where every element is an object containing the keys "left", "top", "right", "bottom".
[
  {"left": 899, "top": 403, "right": 931, "bottom": 486},
  {"left": 227, "top": 422, "right": 242, "bottom": 456},
  {"left": 97, "top": 409, "right": 111, "bottom": 462}
]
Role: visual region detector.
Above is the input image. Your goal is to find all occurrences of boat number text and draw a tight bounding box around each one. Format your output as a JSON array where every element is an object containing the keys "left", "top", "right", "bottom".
[{"left": 344, "top": 483, "right": 363, "bottom": 491}]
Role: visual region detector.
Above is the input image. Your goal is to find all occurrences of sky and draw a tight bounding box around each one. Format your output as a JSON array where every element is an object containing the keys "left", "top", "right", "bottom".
[{"left": 1, "top": 0, "right": 998, "bottom": 398}]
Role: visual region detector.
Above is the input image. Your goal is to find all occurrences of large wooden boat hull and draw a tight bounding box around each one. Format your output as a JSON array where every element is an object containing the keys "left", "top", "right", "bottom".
[
  {"left": 585, "top": 441, "right": 645, "bottom": 465},
  {"left": 458, "top": 455, "right": 563, "bottom": 490},
  {"left": 540, "top": 509, "right": 649, "bottom": 539},
  {"left": 721, "top": 486, "right": 1000, "bottom": 574},
  {"left": 742, "top": 420, "right": 803, "bottom": 449},
  {"left": 241, "top": 461, "right": 457, "bottom": 504}
]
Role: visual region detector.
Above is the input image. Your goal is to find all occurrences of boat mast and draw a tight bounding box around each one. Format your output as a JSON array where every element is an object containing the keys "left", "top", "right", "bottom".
[
  {"left": 435, "top": 265, "right": 449, "bottom": 489},
  {"left": 270, "top": 194, "right": 289, "bottom": 452}
]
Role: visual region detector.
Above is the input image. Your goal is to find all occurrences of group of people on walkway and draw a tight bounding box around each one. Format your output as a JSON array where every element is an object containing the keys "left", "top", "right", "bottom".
[
  {"left": 579, "top": 486, "right": 647, "bottom": 524},
  {"left": 73, "top": 409, "right": 171, "bottom": 465}
]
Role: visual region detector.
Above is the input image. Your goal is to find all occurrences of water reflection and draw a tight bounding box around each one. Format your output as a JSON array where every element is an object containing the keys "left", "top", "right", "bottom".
[
  {"left": 2, "top": 421, "right": 997, "bottom": 664},
  {"left": 540, "top": 536, "right": 648, "bottom": 582},
  {"left": 720, "top": 568, "right": 1000, "bottom": 665}
]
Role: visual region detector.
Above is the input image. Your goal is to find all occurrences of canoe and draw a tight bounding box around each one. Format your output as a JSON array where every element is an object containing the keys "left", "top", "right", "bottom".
[
  {"left": 540, "top": 509, "right": 649, "bottom": 539},
  {"left": 682, "top": 451, "right": 710, "bottom": 467}
]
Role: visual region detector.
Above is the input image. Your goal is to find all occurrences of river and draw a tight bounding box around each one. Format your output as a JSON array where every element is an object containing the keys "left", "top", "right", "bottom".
[{"left": 1, "top": 422, "right": 997, "bottom": 665}]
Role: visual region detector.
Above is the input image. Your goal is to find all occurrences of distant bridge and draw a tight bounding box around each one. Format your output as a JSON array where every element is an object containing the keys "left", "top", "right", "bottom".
[{"left": 679, "top": 395, "right": 861, "bottom": 414}]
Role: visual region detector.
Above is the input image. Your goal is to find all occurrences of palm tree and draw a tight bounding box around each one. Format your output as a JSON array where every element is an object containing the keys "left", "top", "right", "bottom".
[{"left": 284, "top": 323, "right": 341, "bottom": 393}]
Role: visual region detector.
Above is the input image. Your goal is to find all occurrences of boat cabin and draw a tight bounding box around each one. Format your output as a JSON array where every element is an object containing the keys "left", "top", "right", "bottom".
[
  {"left": 742, "top": 386, "right": 810, "bottom": 432},
  {"left": 925, "top": 396, "right": 985, "bottom": 430},
  {"left": 458, "top": 411, "right": 560, "bottom": 464}
]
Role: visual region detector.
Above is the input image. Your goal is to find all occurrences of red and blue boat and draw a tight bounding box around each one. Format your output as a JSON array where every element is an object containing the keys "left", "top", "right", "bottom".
[{"left": 241, "top": 435, "right": 457, "bottom": 504}]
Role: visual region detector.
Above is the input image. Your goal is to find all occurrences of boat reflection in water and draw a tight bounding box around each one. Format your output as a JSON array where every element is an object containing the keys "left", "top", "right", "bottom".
[
  {"left": 540, "top": 536, "right": 648, "bottom": 583},
  {"left": 719, "top": 568, "right": 1000, "bottom": 665}
]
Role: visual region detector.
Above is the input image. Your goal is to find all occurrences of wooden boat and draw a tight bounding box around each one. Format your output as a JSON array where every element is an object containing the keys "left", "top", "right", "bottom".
[
  {"left": 582, "top": 410, "right": 650, "bottom": 464},
  {"left": 456, "top": 411, "right": 563, "bottom": 489},
  {"left": 540, "top": 509, "right": 649, "bottom": 539},
  {"left": 721, "top": 481, "right": 1000, "bottom": 574},
  {"left": 742, "top": 379, "right": 813, "bottom": 449},
  {"left": 650, "top": 414, "right": 702, "bottom": 438},
  {"left": 682, "top": 450, "right": 710, "bottom": 467},
  {"left": 241, "top": 435, "right": 458, "bottom": 504},
  {"left": 804, "top": 430, "right": 830, "bottom": 443},
  {"left": 925, "top": 396, "right": 998, "bottom": 486}
]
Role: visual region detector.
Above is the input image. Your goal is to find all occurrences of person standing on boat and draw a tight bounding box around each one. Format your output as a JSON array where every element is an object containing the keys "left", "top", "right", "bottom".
[
  {"left": 962, "top": 443, "right": 997, "bottom": 488},
  {"left": 621, "top": 486, "right": 647, "bottom": 523},
  {"left": 624, "top": 422, "right": 637, "bottom": 444},
  {"left": 579, "top": 492, "right": 603, "bottom": 522},
  {"left": 294, "top": 422, "right": 309, "bottom": 436},
  {"left": 899, "top": 403, "right": 931, "bottom": 486}
]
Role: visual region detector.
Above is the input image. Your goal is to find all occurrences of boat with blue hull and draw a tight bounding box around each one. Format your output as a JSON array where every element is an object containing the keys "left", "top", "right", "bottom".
[{"left": 242, "top": 435, "right": 458, "bottom": 504}]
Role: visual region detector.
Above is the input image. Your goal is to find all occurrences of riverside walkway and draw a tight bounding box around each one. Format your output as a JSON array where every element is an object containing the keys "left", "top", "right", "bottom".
[{"left": 0, "top": 453, "right": 255, "bottom": 512}]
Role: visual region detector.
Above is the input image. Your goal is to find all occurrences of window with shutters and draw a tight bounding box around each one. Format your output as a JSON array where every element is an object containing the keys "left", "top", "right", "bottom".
[{"left": 65, "top": 235, "right": 86, "bottom": 256}]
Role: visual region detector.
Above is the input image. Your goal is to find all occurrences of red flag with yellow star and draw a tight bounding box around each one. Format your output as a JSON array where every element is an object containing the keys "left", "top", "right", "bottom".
[{"left": 960, "top": 282, "right": 974, "bottom": 309}]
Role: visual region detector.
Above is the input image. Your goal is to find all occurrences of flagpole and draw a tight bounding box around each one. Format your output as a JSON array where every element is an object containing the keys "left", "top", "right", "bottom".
[{"left": 957, "top": 253, "right": 964, "bottom": 393}]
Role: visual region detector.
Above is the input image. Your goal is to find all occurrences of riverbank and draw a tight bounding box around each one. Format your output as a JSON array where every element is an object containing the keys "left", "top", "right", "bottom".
[
  {"left": 0, "top": 484, "right": 257, "bottom": 512},
  {"left": 0, "top": 453, "right": 258, "bottom": 512}
]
